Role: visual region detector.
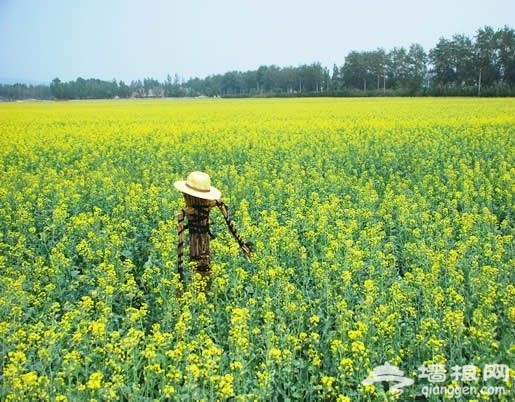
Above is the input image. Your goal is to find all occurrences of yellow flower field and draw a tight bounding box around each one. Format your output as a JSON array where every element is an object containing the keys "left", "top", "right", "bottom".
[{"left": 0, "top": 98, "right": 514, "bottom": 400}]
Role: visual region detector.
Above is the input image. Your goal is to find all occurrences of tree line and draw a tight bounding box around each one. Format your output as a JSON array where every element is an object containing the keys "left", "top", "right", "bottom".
[
  {"left": 1, "top": 25, "right": 514, "bottom": 101},
  {"left": 0, "top": 83, "right": 52, "bottom": 100}
]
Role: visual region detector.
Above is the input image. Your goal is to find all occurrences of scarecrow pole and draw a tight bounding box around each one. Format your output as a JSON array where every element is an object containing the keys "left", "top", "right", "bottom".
[{"left": 174, "top": 171, "right": 252, "bottom": 282}]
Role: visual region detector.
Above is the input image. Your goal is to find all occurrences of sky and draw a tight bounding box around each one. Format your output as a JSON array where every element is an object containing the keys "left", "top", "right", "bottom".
[{"left": 1, "top": 0, "right": 514, "bottom": 84}]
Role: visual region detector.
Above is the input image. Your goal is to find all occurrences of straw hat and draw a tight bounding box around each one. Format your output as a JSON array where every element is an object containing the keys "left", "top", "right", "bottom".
[{"left": 174, "top": 171, "right": 222, "bottom": 200}]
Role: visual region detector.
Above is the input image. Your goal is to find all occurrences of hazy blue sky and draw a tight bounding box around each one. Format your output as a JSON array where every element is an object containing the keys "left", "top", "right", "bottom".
[{"left": 1, "top": 0, "right": 514, "bottom": 83}]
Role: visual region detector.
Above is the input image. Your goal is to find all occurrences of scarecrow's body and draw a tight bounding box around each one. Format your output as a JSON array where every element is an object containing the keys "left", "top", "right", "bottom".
[{"left": 178, "top": 194, "right": 214, "bottom": 275}]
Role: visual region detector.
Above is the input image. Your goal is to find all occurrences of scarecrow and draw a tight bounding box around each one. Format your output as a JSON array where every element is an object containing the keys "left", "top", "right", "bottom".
[{"left": 174, "top": 171, "right": 252, "bottom": 282}]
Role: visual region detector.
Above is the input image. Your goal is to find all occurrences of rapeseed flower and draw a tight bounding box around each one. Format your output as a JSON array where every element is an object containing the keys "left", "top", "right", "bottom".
[{"left": 0, "top": 97, "right": 513, "bottom": 400}]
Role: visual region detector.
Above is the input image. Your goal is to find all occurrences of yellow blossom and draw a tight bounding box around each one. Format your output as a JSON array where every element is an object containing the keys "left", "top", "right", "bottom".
[{"left": 86, "top": 372, "right": 104, "bottom": 390}]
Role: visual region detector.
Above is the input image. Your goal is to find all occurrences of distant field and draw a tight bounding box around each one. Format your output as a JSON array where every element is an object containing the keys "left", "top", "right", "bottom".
[{"left": 0, "top": 98, "right": 514, "bottom": 400}]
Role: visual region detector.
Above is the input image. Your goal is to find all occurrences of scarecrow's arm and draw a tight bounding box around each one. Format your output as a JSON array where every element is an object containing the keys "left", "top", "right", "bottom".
[
  {"left": 216, "top": 200, "right": 253, "bottom": 260},
  {"left": 177, "top": 209, "right": 186, "bottom": 282}
]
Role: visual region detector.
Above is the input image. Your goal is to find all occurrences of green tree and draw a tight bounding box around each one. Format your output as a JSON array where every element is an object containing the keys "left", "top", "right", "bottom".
[
  {"left": 118, "top": 81, "right": 131, "bottom": 98},
  {"left": 406, "top": 44, "right": 427, "bottom": 91},
  {"left": 430, "top": 34, "right": 476, "bottom": 89},
  {"left": 342, "top": 51, "right": 373, "bottom": 91},
  {"left": 429, "top": 38, "right": 456, "bottom": 87},
  {"left": 330, "top": 64, "right": 341, "bottom": 91},
  {"left": 452, "top": 34, "right": 476, "bottom": 86},
  {"left": 475, "top": 26, "right": 500, "bottom": 89},
  {"left": 497, "top": 25, "right": 515, "bottom": 85},
  {"left": 50, "top": 78, "right": 65, "bottom": 99}
]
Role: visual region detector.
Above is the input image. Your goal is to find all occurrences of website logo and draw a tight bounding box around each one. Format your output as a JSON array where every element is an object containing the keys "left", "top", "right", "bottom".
[{"left": 361, "top": 362, "right": 414, "bottom": 395}]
